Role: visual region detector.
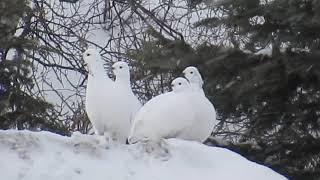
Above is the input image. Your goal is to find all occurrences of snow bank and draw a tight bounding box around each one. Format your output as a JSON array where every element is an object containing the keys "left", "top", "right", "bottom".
[{"left": 0, "top": 130, "right": 287, "bottom": 180}]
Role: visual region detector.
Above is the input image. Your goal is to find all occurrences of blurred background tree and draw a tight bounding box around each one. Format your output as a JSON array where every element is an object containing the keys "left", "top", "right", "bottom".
[
  {"left": 191, "top": 1, "right": 320, "bottom": 179},
  {"left": 0, "top": 0, "right": 69, "bottom": 135},
  {"left": 129, "top": 0, "right": 320, "bottom": 179}
]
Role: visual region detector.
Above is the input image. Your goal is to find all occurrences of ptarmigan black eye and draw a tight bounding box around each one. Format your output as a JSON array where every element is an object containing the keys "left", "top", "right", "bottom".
[
  {"left": 190, "top": 71, "right": 193, "bottom": 74},
  {"left": 120, "top": 66, "right": 123, "bottom": 69},
  {"left": 178, "top": 82, "right": 182, "bottom": 85},
  {"left": 86, "top": 53, "right": 91, "bottom": 56}
]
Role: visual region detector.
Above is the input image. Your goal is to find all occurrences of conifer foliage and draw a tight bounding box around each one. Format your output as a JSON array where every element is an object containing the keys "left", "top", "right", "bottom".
[
  {"left": 0, "top": 0, "right": 69, "bottom": 135},
  {"left": 128, "top": 0, "right": 320, "bottom": 179},
  {"left": 189, "top": 1, "right": 320, "bottom": 179}
]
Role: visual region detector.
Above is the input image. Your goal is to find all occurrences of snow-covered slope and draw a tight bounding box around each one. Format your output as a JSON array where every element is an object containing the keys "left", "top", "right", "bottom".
[{"left": 0, "top": 130, "right": 287, "bottom": 180}]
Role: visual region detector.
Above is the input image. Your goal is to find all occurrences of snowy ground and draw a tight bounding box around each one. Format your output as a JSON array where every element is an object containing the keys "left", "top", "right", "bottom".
[{"left": 0, "top": 130, "right": 287, "bottom": 180}]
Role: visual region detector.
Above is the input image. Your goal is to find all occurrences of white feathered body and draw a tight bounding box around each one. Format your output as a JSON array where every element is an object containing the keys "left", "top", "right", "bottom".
[
  {"left": 86, "top": 74, "right": 132, "bottom": 143},
  {"left": 129, "top": 91, "right": 199, "bottom": 143},
  {"left": 111, "top": 61, "right": 142, "bottom": 126},
  {"left": 85, "top": 58, "right": 142, "bottom": 143},
  {"left": 113, "top": 81, "right": 142, "bottom": 123},
  {"left": 181, "top": 66, "right": 218, "bottom": 142},
  {"left": 185, "top": 94, "right": 217, "bottom": 142},
  {"left": 129, "top": 78, "right": 217, "bottom": 144}
]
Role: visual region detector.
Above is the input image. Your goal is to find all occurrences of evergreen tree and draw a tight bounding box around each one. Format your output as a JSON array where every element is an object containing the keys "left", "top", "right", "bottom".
[
  {"left": 0, "top": 0, "right": 69, "bottom": 135},
  {"left": 128, "top": 0, "right": 320, "bottom": 179},
  {"left": 190, "top": 1, "right": 320, "bottom": 179}
]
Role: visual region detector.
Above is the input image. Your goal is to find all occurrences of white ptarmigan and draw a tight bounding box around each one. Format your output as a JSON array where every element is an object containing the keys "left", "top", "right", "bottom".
[
  {"left": 112, "top": 61, "right": 142, "bottom": 123},
  {"left": 128, "top": 77, "right": 197, "bottom": 144},
  {"left": 83, "top": 48, "right": 137, "bottom": 144},
  {"left": 182, "top": 66, "right": 218, "bottom": 142},
  {"left": 129, "top": 67, "right": 217, "bottom": 145}
]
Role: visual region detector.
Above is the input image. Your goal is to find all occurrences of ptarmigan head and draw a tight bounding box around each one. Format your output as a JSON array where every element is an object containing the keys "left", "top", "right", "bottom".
[
  {"left": 83, "top": 48, "right": 101, "bottom": 76},
  {"left": 171, "top": 77, "right": 190, "bottom": 92},
  {"left": 112, "top": 61, "right": 130, "bottom": 79},
  {"left": 182, "top": 66, "right": 204, "bottom": 87},
  {"left": 83, "top": 48, "right": 100, "bottom": 64}
]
